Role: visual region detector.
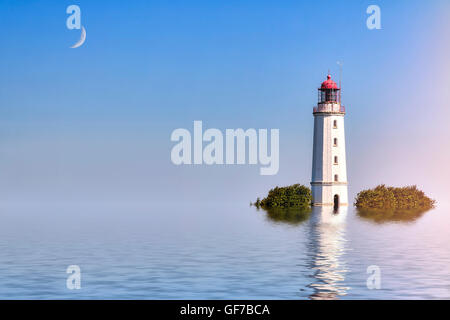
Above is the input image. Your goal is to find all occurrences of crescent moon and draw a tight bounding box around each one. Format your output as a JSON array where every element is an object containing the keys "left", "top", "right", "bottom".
[{"left": 70, "top": 26, "right": 86, "bottom": 48}]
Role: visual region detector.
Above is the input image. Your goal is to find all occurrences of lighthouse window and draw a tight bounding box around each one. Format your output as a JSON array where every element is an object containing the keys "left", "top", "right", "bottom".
[
  {"left": 334, "top": 174, "right": 338, "bottom": 182},
  {"left": 334, "top": 156, "right": 338, "bottom": 164},
  {"left": 333, "top": 120, "right": 337, "bottom": 128},
  {"left": 334, "top": 138, "right": 338, "bottom": 146}
]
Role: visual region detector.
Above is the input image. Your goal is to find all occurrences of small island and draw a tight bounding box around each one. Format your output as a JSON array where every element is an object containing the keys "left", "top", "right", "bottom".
[
  {"left": 254, "top": 184, "right": 312, "bottom": 225},
  {"left": 254, "top": 184, "right": 312, "bottom": 209},
  {"left": 254, "top": 184, "right": 435, "bottom": 223},
  {"left": 354, "top": 185, "right": 435, "bottom": 222}
]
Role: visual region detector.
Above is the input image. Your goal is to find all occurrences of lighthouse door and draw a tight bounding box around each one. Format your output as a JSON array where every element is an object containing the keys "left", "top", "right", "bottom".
[{"left": 333, "top": 194, "right": 339, "bottom": 210}]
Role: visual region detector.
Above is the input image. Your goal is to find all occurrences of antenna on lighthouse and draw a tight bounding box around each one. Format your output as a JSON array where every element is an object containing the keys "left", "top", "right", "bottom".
[
  {"left": 337, "top": 61, "right": 343, "bottom": 104},
  {"left": 337, "top": 61, "right": 343, "bottom": 89}
]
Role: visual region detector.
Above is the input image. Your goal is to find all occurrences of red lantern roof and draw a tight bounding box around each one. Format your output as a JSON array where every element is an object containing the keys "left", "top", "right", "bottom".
[{"left": 321, "top": 74, "right": 338, "bottom": 89}]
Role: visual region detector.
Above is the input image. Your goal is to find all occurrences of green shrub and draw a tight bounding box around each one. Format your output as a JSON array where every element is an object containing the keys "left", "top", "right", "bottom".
[
  {"left": 355, "top": 185, "right": 435, "bottom": 213},
  {"left": 255, "top": 184, "right": 312, "bottom": 209}
]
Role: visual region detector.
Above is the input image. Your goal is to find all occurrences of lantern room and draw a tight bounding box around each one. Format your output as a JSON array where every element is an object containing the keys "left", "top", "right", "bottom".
[{"left": 318, "top": 75, "right": 340, "bottom": 104}]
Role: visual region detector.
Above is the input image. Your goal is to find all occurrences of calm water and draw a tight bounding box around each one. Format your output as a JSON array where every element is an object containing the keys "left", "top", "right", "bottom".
[{"left": 0, "top": 202, "right": 449, "bottom": 299}]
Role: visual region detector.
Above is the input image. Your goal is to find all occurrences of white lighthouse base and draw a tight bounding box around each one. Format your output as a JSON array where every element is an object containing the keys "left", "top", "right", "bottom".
[{"left": 311, "top": 183, "right": 348, "bottom": 207}]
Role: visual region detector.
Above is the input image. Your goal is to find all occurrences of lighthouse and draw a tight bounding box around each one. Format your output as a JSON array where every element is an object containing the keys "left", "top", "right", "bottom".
[{"left": 311, "top": 74, "right": 348, "bottom": 207}]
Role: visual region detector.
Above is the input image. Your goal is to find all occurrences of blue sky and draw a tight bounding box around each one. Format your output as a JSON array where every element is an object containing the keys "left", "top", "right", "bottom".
[{"left": 1, "top": 0, "right": 449, "bottom": 207}]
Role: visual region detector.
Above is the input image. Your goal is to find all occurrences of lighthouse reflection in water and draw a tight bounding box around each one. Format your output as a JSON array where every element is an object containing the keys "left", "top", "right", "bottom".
[{"left": 307, "top": 206, "right": 349, "bottom": 299}]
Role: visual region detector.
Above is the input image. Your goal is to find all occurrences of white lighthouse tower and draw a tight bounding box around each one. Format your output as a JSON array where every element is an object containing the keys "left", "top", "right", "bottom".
[{"left": 311, "top": 74, "right": 348, "bottom": 207}]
